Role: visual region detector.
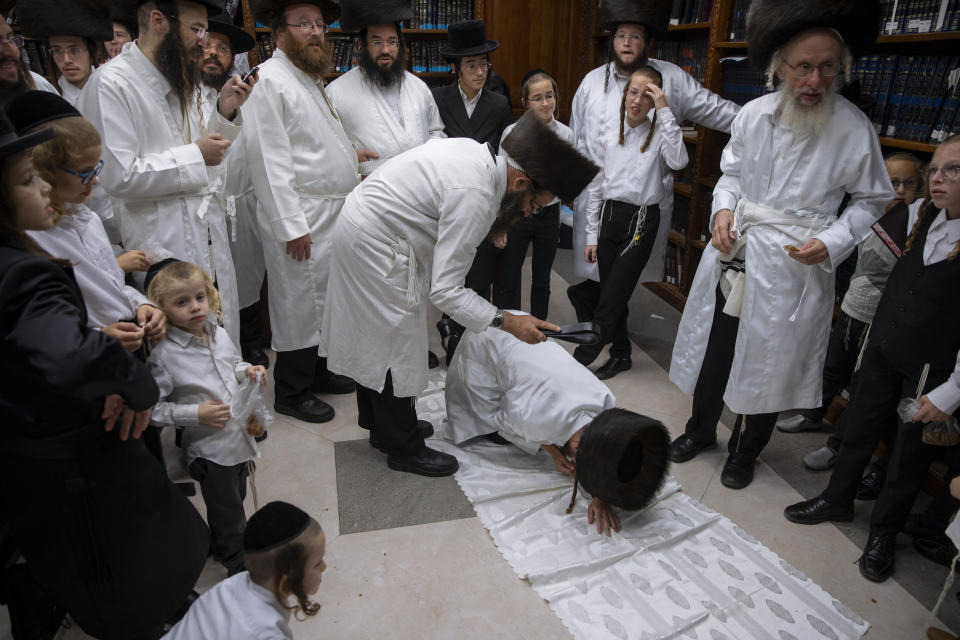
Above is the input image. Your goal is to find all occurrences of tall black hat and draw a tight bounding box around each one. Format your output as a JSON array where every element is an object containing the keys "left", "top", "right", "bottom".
[
  {"left": 110, "top": 0, "right": 139, "bottom": 38},
  {"left": 746, "top": 0, "right": 881, "bottom": 71},
  {"left": 597, "top": 0, "right": 671, "bottom": 36},
  {"left": 439, "top": 19, "right": 497, "bottom": 59},
  {"left": 575, "top": 409, "right": 669, "bottom": 510},
  {"left": 133, "top": 0, "right": 224, "bottom": 18},
  {"left": 250, "top": 0, "right": 340, "bottom": 27},
  {"left": 17, "top": 0, "right": 114, "bottom": 41},
  {"left": 0, "top": 110, "right": 52, "bottom": 160},
  {"left": 208, "top": 14, "right": 255, "bottom": 53},
  {"left": 339, "top": 0, "right": 413, "bottom": 32},
  {"left": 244, "top": 501, "right": 313, "bottom": 553},
  {"left": 7, "top": 91, "right": 81, "bottom": 135},
  {"left": 500, "top": 110, "right": 599, "bottom": 203}
]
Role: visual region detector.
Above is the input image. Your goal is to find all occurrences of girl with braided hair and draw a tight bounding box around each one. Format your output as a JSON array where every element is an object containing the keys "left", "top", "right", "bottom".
[
  {"left": 785, "top": 134, "right": 960, "bottom": 584},
  {"left": 572, "top": 66, "right": 687, "bottom": 380}
]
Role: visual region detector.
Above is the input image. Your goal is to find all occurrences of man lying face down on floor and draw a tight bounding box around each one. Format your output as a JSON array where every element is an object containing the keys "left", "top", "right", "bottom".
[{"left": 445, "top": 325, "right": 670, "bottom": 535}]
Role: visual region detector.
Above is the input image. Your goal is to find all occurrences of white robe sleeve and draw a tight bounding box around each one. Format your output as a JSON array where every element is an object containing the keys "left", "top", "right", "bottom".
[
  {"left": 430, "top": 188, "right": 498, "bottom": 331},
  {"left": 712, "top": 109, "right": 746, "bottom": 222},
  {"left": 584, "top": 164, "right": 605, "bottom": 246},
  {"left": 242, "top": 86, "right": 310, "bottom": 243},
  {"left": 670, "top": 67, "right": 739, "bottom": 132},
  {"left": 148, "top": 355, "right": 201, "bottom": 428},
  {"left": 569, "top": 81, "right": 588, "bottom": 151},
  {"left": 426, "top": 92, "right": 447, "bottom": 140},
  {"left": 657, "top": 107, "right": 689, "bottom": 171},
  {"left": 928, "top": 350, "right": 960, "bottom": 416}
]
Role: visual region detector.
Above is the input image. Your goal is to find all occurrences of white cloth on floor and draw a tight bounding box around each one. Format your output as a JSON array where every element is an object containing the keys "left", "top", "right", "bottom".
[{"left": 418, "top": 371, "right": 870, "bottom": 640}]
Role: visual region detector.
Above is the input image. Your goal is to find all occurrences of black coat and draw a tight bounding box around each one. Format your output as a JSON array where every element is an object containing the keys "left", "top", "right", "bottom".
[
  {"left": 432, "top": 82, "right": 514, "bottom": 152},
  {"left": 0, "top": 243, "right": 210, "bottom": 639}
]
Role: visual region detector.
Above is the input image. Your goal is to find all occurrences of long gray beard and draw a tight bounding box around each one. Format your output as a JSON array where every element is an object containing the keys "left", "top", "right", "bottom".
[{"left": 778, "top": 84, "right": 837, "bottom": 136}]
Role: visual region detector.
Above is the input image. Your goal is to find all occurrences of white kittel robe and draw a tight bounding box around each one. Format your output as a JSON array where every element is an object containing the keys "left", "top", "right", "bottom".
[
  {"left": 241, "top": 49, "right": 359, "bottom": 352},
  {"left": 78, "top": 41, "right": 242, "bottom": 344},
  {"left": 446, "top": 325, "right": 616, "bottom": 455},
  {"left": 326, "top": 67, "right": 446, "bottom": 175},
  {"left": 569, "top": 59, "right": 739, "bottom": 282},
  {"left": 669, "top": 92, "right": 894, "bottom": 414},
  {"left": 320, "top": 138, "right": 503, "bottom": 398}
]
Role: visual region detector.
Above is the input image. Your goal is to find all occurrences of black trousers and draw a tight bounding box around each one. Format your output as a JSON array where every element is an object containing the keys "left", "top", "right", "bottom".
[
  {"left": 823, "top": 344, "right": 951, "bottom": 535},
  {"left": 188, "top": 458, "right": 248, "bottom": 574},
  {"left": 465, "top": 238, "right": 500, "bottom": 300},
  {"left": 683, "top": 284, "right": 777, "bottom": 460},
  {"left": 495, "top": 203, "right": 560, "bottom": 320},
  {"left": 916, "top": 448, "right": 960, "bottom": 533},
  {"left": 575, "top": 201, "right": 660, "bottom": 362},
  {"left": 802, "top": 310, "right": 869, "bottom": 422},
  {"left": 274, "top": 348, "right": 332, "bottom": 405},
  {"left": 355, "top": 371, "right": 423, "bottom": 456}
]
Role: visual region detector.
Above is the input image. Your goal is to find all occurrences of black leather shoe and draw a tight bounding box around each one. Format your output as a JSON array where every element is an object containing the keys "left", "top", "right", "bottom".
[
  {"left": 914, "top": 535, "right": 959, "bottom": 568},
  {"left": 437, "top": 318, "right": 462, "bottom": 366},
  {"left": 572, "top": 345, "right": 599, "bottom": 367},
  {"left": 669, "top": 434, "right": 717, "bottom": 463},
  {"left": 241, "top": 343, "right": 270, "bottom": 368},
  {"left": 388, "top": 447, "right": 459, "bottom": 477},
  {"left": 784, "top": 495, "right": 854, "bottom": 525},
  {"left": 428, "top": 350, "right": 439, "bottom": 369},
  {"left": 313, "top": 372, "right": 355, "bottom": 395},
  {"left": 859, "top": 533, "right": 895, "bottom": 582},
  {"left": 275, "top": 397, "right": 335, "bottom": 423},
  {"left": 369, "top": 420, "right": 434, "bottom": 449},
  {"left": 594, "top": 356, "right": 632, "bottom": 380},
  {"left": 720, "top": 455, "right": 755, "bottom": 489},
  {"left": 855, "top": 466, "right": 886, "bottom": 501}
]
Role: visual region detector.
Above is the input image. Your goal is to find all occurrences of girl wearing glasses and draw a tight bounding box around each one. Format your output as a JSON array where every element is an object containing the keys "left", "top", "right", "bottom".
[
  {"left": 8, "top": 91, "right": 166, "bottom": 354},
  {"left": 496, "top": 69, "right": 573, "bottom": 320},
  {"left": 573, "top": 66, "right": 687, "bottom": 381}
]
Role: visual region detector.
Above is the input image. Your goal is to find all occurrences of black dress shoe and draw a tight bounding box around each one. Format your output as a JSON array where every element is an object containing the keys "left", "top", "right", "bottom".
[
  {"left": 595, "top": 356, "right": 632, "bottom": 380},
  {"left": 855, "top": 466, "right": 886, "bottom": 501},
  {"left": 436, "top": 318, "right": 462, "bottom": 366},
  {"left": 784, "top": 495, "right": 854, "bottom": 525},
  {"left": 388, "top": 447, "right": 459, "bottom": 477},
  {"left": 275, "top": 397, "right": 335, "bottom": 423},
  {"left": 241, "top": 343, "right": 270, "bottom": 368},
  {"left": 369, "top": 420, "right": 434, "bottom": 449},
  {"left": 572, "top": 345, "right": 598, "bottom": 367},
  {"left": 428, "top": 350, "right": 439, "bottom": 369},
  {"left": 859, "top": 533, "right": 895, "bottom": 582},
  {"left": 720, "top": 455, "right": 755, "bottom": 489},
  {"left": 914, "top": 535, "right": 959, "bottom": 568},
  {"left": 669, "top": 433, "right": 717, "bottom": 463},
  {"left": 313, "top": 372, "right": 356, "bottom": 395}
]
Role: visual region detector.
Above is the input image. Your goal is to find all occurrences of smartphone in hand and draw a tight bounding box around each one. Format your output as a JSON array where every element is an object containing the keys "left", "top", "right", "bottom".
[{"left": 242, "top": 66, "right": 259, "bottom": 84}]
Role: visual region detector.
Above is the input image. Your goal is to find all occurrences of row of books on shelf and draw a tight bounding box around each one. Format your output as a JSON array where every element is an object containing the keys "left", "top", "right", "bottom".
[
  {"left": 410, "top": 42, "right": 451, "bottom": 73},
  {"left": 654, "top": 39, "right": 708, "bottom": 84},
  {"left": 852, "top": 54, "right": 960, "bottom": 143},
  {"left": 664, "top": 245, "right": 683, "bottom": 287},
  {"left": 667, "top": 0, "right": 713, "bottom": 26},
  {"left": 670, "top": 194, "right": 690, "bottom": 235},
  {"left": 719, "top": 59, "right": 766, "bottom": 107},
  {"left": 328, "top": 34, "right": 359, "bottom": 72},
  {"left": 878, "top": 0, "right": 960, "bottom": 34},
  {"left": 20, "top": 39, "right": 51, "bottom": 78},
  {"left": 727, "top": 0, "right": 750, "bottom": 41},
  {"left": 407, "top": 0, "right": 472, "bottom": 30},
  {"left": 255, "top": 33, "right": 274, "bottom": 63}
]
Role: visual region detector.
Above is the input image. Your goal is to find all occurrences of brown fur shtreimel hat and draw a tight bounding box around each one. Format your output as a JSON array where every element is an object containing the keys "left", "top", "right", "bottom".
[
  {"left": 746, "top": 0, "right": 881, "bottom": 71},
  {"left": 250, "top": 0, "right": 340, "bottom": 27},
  {"left": 597, "top": 0, "right": 672, "bottom": 36},
  {"left": 339, "top": 0, "right": 413, "bottom": 32},
  {"left": 500, "top": 110, "right": 599, "bottom": 203},
  {"left": 17, "top": 0, "right": 114, "bottom": 41}
]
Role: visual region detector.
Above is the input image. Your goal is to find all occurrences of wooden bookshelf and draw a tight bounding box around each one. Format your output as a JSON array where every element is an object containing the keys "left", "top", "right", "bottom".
[
  {"left": 667, "top": 22, "right": 711, "bottom": 33},
  {"left": 878, "top": 137, "right": 938, "bottom": 153}
]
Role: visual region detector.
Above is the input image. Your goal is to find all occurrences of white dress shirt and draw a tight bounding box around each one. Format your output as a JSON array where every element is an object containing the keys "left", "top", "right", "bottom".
[
  {"left": 921, "top": 209, "right": 960, "bottom": 415},
  {"left": 149, "top": 320, "right": 258, "bottom": 467},
  {"left": 584, "top": 106, "right": 689, "bottom": 245},
  {"left": 162, "top": 572, "right": 292, "bottom": 640},
  {"left": 499, "top": 117, "right": 573, "bottom": 206},
  {"left": 459, "top": 81, "right": 482, "bottom": 118},
  {"left": 30, "top": 71, "right": 57, "bottom": 94},
  {"left": 57, "top": 72, "right": 88, "bottom": 106},
  {"left": 27, "top": 203, "right": 148, "bottom": 328}
]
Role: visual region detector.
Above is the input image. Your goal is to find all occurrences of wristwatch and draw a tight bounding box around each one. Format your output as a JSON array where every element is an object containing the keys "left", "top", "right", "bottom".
[{"left": 490, "top": 309, "right": 504, "bottom": 328}]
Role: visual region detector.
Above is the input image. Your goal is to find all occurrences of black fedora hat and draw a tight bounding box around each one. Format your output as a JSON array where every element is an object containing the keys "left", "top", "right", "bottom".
[
  {"left": 7, "top": 91, "right": 81, "bottom": 136},
  {"left": 110, "top": 0, "right": 139, "bottom": 39},
  {"left": 17, "top": 0, "right": 114, "bottom": 41},
  {"left": 439, "top": 19, "right": 498, "bottom": 59},
  {"left": 0, "top": 110, "right": 52, "bottom": 160},
  {"left": 339, "top": 0, "right": 413, "bottom": 32},
  {"left": 133, "top": 0, "right": 224, "bottom": 18},
  {"left": 208, "top": 15, "right": 255, "bottom": 54}
]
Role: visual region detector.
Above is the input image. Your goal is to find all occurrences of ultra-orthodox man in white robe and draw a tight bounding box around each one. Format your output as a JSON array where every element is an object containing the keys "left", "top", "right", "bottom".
[
  {"left": 78, "top": 41, "right": 243, "bottom": 343},
  {"left": 326, "top": 66, "right": 446, "bottom": 176}
]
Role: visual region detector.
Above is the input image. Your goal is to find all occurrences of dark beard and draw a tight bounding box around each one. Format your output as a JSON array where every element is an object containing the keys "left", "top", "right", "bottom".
[
  {"left": 488, "top": 184, "right": 535, "bottom": 239},
  {"left": 0, "top": 56, "right": 33, "bottom": 107},
  {"left": 157, "top": 26, "right": 200, "bottom": 110},
  {"left": 359, "top": 46, "right": 405, "bottom": 88},
  {"left": 614, "top": 49, "right": 648, "bottom": 75},
  {"left": 284, "top": 34, "right": 332, "bottom": 77}
]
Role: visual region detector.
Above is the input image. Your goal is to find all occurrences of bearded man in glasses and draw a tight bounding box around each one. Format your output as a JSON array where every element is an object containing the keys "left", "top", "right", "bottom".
[
  {"left": 78, "top": 0, "right": 256, "bottom": 350},
  {"left": 0, "top": 13, "right": 58, "bottom": 106},
  {"left": 668, "top": 0, "right": 893, "bottom": 491}
]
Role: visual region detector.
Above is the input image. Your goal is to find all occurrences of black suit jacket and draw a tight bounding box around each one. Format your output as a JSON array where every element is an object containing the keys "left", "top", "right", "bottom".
[{"left": 432, "top": 82, "right": 514, "bottom": 152}]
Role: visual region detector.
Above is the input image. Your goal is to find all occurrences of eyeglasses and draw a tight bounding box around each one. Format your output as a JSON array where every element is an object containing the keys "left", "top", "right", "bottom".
[
  {"left": 1, "top": 33, "right": 23, "bottom": 48},
  {"left": 50, "top": 46, "right": 86, "bottom": 59},
  {"left": 165, "top": 14, "right": 207, "bottom": 42},
  {"left": 781, "top": 60, "right": 839, "bottom": 78},
  {"left": 613, "top": 33, "right": 644, "bottom": 43},
  {"left": 928, "top": 164, "right": 960, "bottom": 181},
  {"left": 286, "top": 21, "right": 329, "bottom": 34},
  {"left": 59, "top": 159, "right": 104, "bottom": 185},
  {"left": 463, "top": 61, "right": 490, "bottom": 73},
  {"left": 890, "top": 179, "right": 918, "bottom": 189},
  {"left": 368, "top": 38, "right": 399, "bottom": 49},
  {"left": 203, "top": 42, "right": 232, "bottom": 55},
  {"left": 527, "top": 92, "right": 556, "bottom": 104}
]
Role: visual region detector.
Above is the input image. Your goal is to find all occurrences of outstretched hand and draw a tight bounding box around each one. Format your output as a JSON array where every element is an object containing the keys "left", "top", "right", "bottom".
[
  {"left": 588, "top": 497, "right": 621, "bottom": 536},
  {"left": 501, "top": 312, "right": 560, "bottom": 345}
]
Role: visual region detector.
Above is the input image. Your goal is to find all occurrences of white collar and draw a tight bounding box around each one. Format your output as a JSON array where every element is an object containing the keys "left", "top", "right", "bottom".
[
  {"left": 458, "top": 81, "right": 482, "bottom": 104},
  {"left": 166, "top": 319, "right": 217, "bottom": 347}
]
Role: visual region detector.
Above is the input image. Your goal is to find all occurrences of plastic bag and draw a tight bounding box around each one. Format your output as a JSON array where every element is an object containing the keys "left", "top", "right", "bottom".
[
  {"left": 142, "top": 242, "right": 175, "bottom": 265},
  {"left": 229, "top": 372, "right": 275, "bottom": 439},
  {"left": 897, "top": 397, "right": 960, "bottom": 447}
]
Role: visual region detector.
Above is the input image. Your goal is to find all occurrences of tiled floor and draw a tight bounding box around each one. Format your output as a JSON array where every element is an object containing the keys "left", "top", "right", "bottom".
[{"left": 2, "top": 254, "right": 956, "bottom": 640}]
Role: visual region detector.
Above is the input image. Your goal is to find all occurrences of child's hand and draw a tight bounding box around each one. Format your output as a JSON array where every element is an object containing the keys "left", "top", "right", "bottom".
[
  {"left": 103, "top": 321, "right": 144, "bottom": 351},
  {"left": 584, "top": 245, "right": 598, "bottom": 263},
  {"left": 136, "top": 304, "right": 166, "bottom": 342},
  {"left": 116, "top": 250, "right": 149, "bottom": 273},
  {"left": 198, "top": 400, "right": 231, "bottom": 428},
  {"left": 646, "top": 83, "right": 668, "bottom": 110},
  {"left": 246, "top": 365, "right": 267, "bottom": 386}
]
